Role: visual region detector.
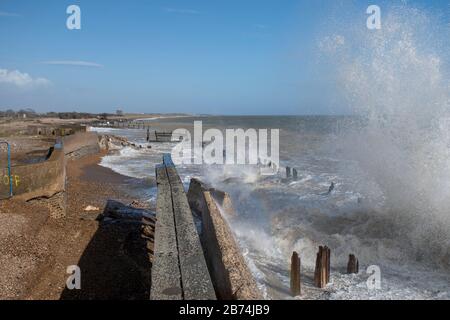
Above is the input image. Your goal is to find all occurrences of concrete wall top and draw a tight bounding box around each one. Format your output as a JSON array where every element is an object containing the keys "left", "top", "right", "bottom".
[
  {"left": 63, "top": 132, "right": 99, "bottom": 155},
  {"left": 151, "top": 154, "right": 216, "bottom": 300}
]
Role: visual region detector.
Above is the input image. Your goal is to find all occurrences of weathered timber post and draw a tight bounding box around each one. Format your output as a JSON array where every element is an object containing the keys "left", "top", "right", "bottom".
[
  {"left": 347, "top": 254, "right": 359, "bottom": 274},
  {"left": 286, "top": 167, "right": 291, "bottom": 178},
  {"left": 290, "top": 251, "right": 301, "bottom": 296},
  {"left": 326, "top": 246, "right": 330, "bottom": 283},
  {"left": 314, "top": 246, "right": 331, "bottom": 288},
  {"left": 293, "top": 168, "right": 298, "bottom": 181}
]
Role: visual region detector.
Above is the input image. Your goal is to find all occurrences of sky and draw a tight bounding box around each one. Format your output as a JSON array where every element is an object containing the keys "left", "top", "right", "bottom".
[{"left": 0, "top": 0, "right": 448, "bottom": 115}]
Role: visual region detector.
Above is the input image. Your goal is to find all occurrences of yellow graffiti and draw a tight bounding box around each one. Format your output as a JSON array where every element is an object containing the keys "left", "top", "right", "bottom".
[{"left": 2, "top": 175, "right": 20, "bottom": 187}]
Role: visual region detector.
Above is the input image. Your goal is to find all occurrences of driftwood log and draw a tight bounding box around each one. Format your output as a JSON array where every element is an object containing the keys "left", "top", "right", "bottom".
[
  {"left": 103, "top": 200, "right": 156, "bottom": 226},
  {"left": 314, "top": 246, "right": 331, "bottom": 288},
  {"left": 290, "top": 251, "right": 301, "bottom": 296}
]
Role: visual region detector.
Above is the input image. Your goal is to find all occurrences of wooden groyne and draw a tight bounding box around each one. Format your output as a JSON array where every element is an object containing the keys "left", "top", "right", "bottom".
[
  {"left": 150, "top": 154, "right": 216, "bottom": 300},
  {"left": 92, "top": 120, "right": 152, "bottom": 130},
  {"left": 347, "top": 254, "right": 359, "bottom": 274},
  {"left": 290, "top": 251, "right": 301, "bottom": 296},
  {"left": 314, "top": 246, "right": 331, "bottom": 288},
  {"left": 92, "top": 120, "right": 175, "bottom": 142}
]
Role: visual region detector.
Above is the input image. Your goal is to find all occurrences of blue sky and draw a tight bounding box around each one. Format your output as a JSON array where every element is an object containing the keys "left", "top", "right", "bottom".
[{"left": 0, "top": 0, "right": 448, "bottom": 115}]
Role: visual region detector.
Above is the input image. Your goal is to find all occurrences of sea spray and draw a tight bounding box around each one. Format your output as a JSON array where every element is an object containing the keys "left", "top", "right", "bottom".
[{"left": 320, "top": 4, "right": 450, "bottom": 268}]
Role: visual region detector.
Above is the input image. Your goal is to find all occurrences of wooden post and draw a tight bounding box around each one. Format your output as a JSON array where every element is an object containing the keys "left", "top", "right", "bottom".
[
  {"left": 290, "top": 251, "right": 301, "bottom": 296},
  {"left": 286, "top": 167, "right": 291, "bottom": 178},
  {"left": 326, "top": 246, "right": 330, "bottom": 283},
  {"left": 347, "top": 254, "right": 359, "bottom": 274},
  {"left": 293, "top": 168, "right": 298, "bottom": 181},
  {"left": 314, "top": 246, "right": 331, "bottom": 288}
]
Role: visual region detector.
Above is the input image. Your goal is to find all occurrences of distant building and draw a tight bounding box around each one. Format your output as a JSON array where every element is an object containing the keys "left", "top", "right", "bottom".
[{"left": 116, "top": 109, "right": 124, "bottom": 116}]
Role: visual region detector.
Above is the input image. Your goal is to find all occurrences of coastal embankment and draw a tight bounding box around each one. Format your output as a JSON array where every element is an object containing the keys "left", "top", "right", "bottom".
[
  {"left": 150, "top": 154, "right": 262, "bottom": 300},
  {"left": 1, "top": 120, "right": 260, "bottom": 300},
  {"left": 0, "top": 125, "right": 155, "bottom": 299}
]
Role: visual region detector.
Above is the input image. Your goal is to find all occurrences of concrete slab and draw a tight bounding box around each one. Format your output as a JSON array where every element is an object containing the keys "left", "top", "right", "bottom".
[{"left": 151, "top": 154, "right": 216, "bottom": 300}]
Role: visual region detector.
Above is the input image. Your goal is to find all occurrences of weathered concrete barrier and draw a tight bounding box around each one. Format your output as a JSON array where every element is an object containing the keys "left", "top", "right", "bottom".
[
  {"left": 187, "top": 178, "right": 237, "bottom": 218},
  {"left": 187, "top": 178, "right": 262, "bottom": 300},
  {"left": 1, "top": 143, "right": 65, "bottom": 201},
  {"left": 0, "top": 142, "right": 66, "bottom": 218},
  {"left": 27, "top": 124, "right": 88, "bottom": 137},
  {"left": 150, "top": 154, "right": 216, "bottom": 300},
  {"left": 0, "top": 132, "right": 100, "bottom": 200},
  {"left": 0, "top": 131, "right": 101, "bottom": 218},
  {"left": 63, "top": 132, "right": 100, "bottom": 158}
]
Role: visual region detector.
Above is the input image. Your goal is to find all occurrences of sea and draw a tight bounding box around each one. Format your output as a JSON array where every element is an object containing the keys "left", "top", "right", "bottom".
[
  {"left": 91, "top": 3, "right": 450, "bottom": 300},
  {"left": 93, "top": 115, "right": 450, "bottom": 300}
]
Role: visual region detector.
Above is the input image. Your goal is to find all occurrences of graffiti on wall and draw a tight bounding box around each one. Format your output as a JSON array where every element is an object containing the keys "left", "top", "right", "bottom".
[{"left": 1, "top": 172, "right": 19, "bottom": 187}]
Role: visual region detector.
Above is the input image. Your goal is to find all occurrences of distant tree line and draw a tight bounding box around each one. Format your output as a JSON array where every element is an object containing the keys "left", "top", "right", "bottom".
[
  {"left": 0, "top": 109, "right": 115, "bottom": 120},
  {"left": 48, "top": 112, "right": 112, "bottom": 120},
  {"left": 0, "top": 108, "right": 38, "bottom": 118}
]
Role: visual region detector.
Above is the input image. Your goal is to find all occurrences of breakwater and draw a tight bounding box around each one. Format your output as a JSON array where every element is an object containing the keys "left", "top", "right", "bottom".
[{"left": 151, "top": 154, "right": 262, "bottom": 300}]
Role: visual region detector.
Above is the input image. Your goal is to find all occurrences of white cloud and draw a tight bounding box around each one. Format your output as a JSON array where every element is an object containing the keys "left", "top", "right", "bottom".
[
  {"left": 41, "top": 60, "right": 103, "bottom": 68},
  {"left": 0, "top": 68, "right": 50, "bottom": 87},
  {"left": 164, "top": 7, "right": 201, "bottom": 15},
  {"left": 0, "top": 11, "right": 21, "bottom": 17}
]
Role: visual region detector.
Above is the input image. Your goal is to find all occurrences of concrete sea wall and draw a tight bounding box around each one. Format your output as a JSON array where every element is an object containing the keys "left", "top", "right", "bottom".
[
  {"left": 187, "top": 178, "right": 262, "bottom": 300},
  {"left": 151, "top": 155, "right": 216, "bottom": 300},
  {"left": 1, "top": 132, "right": 100, "bottom": 217},
  {"left": 63, "top": 132, "right": 100, "bottom": 158},
  {"left": 1, "top": 144, "right": 65, "bottom": 201},
  {"left": 27, "top": 124, "right": 88, "bottom": 137}
]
